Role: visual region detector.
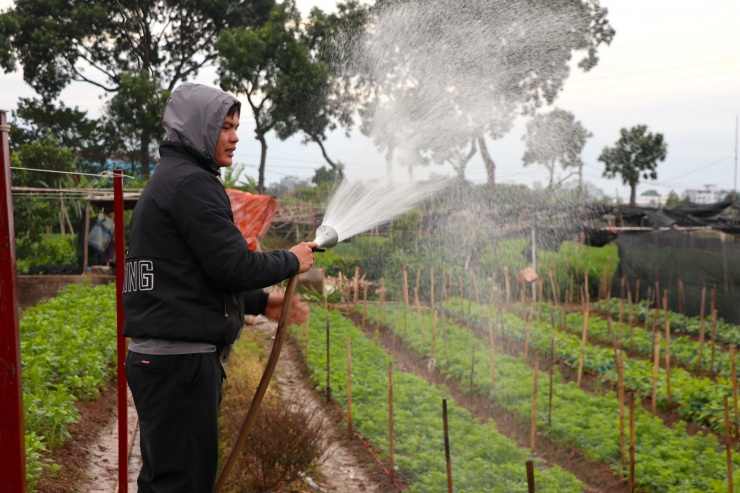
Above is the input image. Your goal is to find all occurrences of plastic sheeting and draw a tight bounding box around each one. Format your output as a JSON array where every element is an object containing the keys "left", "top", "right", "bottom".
[{"left": 226, "top": 189, "right": 278, "bottom": 251}]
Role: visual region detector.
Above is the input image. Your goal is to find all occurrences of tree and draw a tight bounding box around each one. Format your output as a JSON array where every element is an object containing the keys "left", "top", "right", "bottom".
[
  {"left": 522, "top": 108, "right": 592, "bottom": 190},
  {"left": 216, "top": 1, "right": 311, "bottom": 193},
  {"left": 665, "top": 189, "right": 681, "bottom": 207},
  {"left": 347, "top": 0, "right": 614, "bottom": 187},
  {"left": 599, "top": 124, "right": 667, "bottom": 206},
  {"left": 11, "top": 134, "right": 78, "bottom": 253},
  {"left": 0, "top": 0, "right": 274, "bottom": 176},
  {"left": 10, "top": 98, "right": 111, "bottom": 173}
]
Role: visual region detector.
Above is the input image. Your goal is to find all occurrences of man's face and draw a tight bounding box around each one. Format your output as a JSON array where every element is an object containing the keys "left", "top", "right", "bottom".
[{"left": 216, "top": 112, "right": 240, "bottom": 167}]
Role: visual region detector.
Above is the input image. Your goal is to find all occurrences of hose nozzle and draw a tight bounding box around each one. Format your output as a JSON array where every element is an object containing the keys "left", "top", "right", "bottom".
[{"left": 313, "top": 225, "right": 339, "bottom": 250}]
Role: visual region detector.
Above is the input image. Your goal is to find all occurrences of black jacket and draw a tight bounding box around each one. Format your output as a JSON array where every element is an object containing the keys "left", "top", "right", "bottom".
[{"left": 122, "top": 84, "right": 299, "bottom": 349}]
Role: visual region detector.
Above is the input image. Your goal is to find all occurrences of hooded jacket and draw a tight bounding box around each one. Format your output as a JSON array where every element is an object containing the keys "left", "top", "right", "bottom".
[{"left": 122, "top": 83, "right": 299, "bottom": 349}]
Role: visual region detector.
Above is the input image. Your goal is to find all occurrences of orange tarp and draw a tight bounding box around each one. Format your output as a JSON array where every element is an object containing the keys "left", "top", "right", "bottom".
[{"left": 226, "top": 189, "right": 278, "bottom": 251}]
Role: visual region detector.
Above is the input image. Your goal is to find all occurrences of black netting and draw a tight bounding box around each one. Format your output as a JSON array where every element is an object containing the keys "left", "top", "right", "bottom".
[{"left": 612, "top": 230, "right": 740, "bottom": 324}]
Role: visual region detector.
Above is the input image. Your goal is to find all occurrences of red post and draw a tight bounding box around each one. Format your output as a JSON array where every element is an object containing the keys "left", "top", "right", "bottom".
[
  {"left": 0, "top": 110, "right": 27, "bottom": 489},
  {"left": 114, "top": 169, "right": 128, "bottom": 492}
]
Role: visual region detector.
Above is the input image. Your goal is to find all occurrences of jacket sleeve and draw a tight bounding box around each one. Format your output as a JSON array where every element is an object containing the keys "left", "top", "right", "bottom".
[
  {"left": 243, "top": 290, "right": 269, "bottom": 315},
  {"left": 169, "top": 173, "right": 300, "bottom": 291}
]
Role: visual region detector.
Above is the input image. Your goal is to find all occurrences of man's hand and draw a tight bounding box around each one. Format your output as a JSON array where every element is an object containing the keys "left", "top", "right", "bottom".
[
  {"left": 289, "top": 241, "right": 318, "bottom": 274},
  {"left": 263, "top": 292, "right": 309, "bottom": 325}
]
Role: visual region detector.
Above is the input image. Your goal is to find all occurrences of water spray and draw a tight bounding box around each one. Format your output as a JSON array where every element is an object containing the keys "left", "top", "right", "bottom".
[{"left": 215, "top": 178, "right": 446, "bottom": 491}]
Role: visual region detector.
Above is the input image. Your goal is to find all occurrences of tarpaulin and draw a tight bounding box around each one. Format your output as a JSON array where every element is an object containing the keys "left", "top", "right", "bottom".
[{"left": 226, "top": 189, "right": 278, "bottom": 251}]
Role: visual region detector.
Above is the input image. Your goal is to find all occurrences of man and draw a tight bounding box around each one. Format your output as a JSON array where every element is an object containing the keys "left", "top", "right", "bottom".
[{"left": 123, "top": 83, "right": 317, "bottom": 492}]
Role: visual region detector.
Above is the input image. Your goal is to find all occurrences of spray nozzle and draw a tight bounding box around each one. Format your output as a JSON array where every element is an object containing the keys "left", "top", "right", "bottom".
[{"left": 313, "top": 225, "right": 339, "bottom": 251}]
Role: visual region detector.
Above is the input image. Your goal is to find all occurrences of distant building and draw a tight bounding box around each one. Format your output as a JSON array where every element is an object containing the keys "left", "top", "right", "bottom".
[
  {"left": 635, "top": 189, "right": 663, "bottom": 207},
  {"left": 682, "top": 185, "right": 730, "bottom": 204}
]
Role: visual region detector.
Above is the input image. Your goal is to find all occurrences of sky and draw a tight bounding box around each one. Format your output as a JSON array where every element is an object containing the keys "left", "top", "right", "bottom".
[{"left": 0, "top": 0, "right": 738, "bottom": 201}]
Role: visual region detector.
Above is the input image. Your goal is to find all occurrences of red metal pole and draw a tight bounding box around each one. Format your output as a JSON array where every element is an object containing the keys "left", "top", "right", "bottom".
[
  {"left": 0, "top": 110, "right": 27, "bottom": 489},
  {"left": 114, "top": 169, "right": 128, "bottom": 492}
]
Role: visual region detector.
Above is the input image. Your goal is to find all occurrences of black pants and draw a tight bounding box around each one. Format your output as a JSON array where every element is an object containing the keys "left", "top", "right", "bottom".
[{"left": 126, "top": 351, "right": 225, "bottom": 493}]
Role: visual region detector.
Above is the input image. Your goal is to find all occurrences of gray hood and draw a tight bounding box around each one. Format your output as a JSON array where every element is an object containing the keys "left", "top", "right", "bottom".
[{"left": 162, "top": 83, "right": 241, "bottom": 171}]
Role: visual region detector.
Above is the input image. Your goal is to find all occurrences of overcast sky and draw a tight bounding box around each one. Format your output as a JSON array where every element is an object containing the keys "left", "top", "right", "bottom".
[{"left": 0, "top": 0, "right": 738, "bottom": 200}]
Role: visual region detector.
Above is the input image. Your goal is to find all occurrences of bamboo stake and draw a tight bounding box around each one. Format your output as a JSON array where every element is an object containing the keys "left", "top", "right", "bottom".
[
  {"left": 326, "top": 318, "right": 331, "bottom": 402},
  {"left": 524, "top": 319, "right": 532, "bottom": 361},
  {"left": 470, "top": 343, "right": 476, "bottom": 393},
  {"left": 616, "top": 350, "right": 626, "bottom": 469},
  {"left": 652, "top": 332, "right": 662, "bottom": 414},
  {"left": 577, "top": 286, "right": 589, "bottom": 388},
  {"left": 346, "top": 337, "right": 353, "bottom": 437},
  {"left": 697, "top": 286, "right": 707, "bottom": 371},
  {"left": 353, "top": 266, "right": 360, "bottom": 305},
  {"left": 443, "top": 399, "right": 454, "bottom": 493},
  {"left": 402, "top": 266, "right": 409, "bottom": 307},
  {"left": 431, "top": 310, "right": 438, "bottom": 380},
  {"left": 733, "top": 346, "right": 739, "bottom": 440},
  {"left": 607, "top": 311, "right": 617, "bottom": 350},
  {"left": 530, "top": 354, "right": 539, "bottom": 453},
  {"left": 711, "top": 308, "right": 718, "bottom": 372},
  {"left": 361, "top": 282, "right": 368, "bottom": 329},
  {"left": 389, "top": 362, "right": 395, "bottom": 485},
  {"left": 629, "top": 393, "right": 636, "bottom": 493},
  {"left": 665, "top": 318, "right": 672, "bottom": 404},
  {"left": 430, "top": 267, "right": 435, "bottom": 310},
  {"left": 488, "top": 312, "right": 496, "bottom": 389},
  {"left": 618, "top": 278, "right": 625, "bottom": 345},
  {"left": 415, "top": 287, "right": 426, "bottom": 347},
  {"left": 548, "top": 334, "right": 555, "bottom": 427},
  {"left": 726, "top": 396, "right": 735, "bottom": 493},
  {"left": 526, "top": 460, "right": 535, "bottom": 493}
]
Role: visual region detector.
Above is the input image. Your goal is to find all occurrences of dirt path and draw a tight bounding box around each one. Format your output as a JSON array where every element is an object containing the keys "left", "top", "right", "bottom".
[{"left": 72, "top": 317, "right": 393, "bottom": 493}]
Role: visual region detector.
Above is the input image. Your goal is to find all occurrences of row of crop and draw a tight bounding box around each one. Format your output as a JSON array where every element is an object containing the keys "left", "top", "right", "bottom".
[
  {"left": 20, "top": 282, "right": 118, "bottom": 489},
  {"left": 363, "top": 301, "right": 740, "bottom": 493},
  {"left": 445, "top": 297, "right": 737, "bottom": 433},
  {"left": 291, "top": 306, "right": 585, "bottom": 492},
  {"left": 597, "top": 297, "right": 740, "bottom": 347},
  {"left": 518, "top": 302, "right": 734, "bottom": 378}
]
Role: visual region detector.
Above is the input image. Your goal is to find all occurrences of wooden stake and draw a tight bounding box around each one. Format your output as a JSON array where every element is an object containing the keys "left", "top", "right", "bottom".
[
  {"left": 548, "top": 335, "right": 555, "bottom": 427},
  {"left": 377, "top": 280, "right": 386, "bottom": 329},
  {"left": 402, "top": 266, "right": 409, "bottom": 307},
  {"left": 616, "top": 350, "right": 626, "bottom": 469},
  {"left": 488, "top": 312, "right": 496, "bottom": 389},
  {"left": 361, "top": 282, "right": 368, "bottom": 329},
  {"left": 629, "top": 393, "right": 636, "bottom": 493},
  {"left": 415, "top": 288, "right": 426, "bottom": 347},
  {"left": 432, "top": 310, "right": 438, "bottom": 366},
  {"left": 733, "top": 346, "right": 739, "bottom": 440},
  {"left": 697, "top": 286, "right": 707, "bottom": 371},
  {"left": 430, "top": 267, "right": 435, "bottom": 310},
  {"left": 443, "top": 399, "right": 454, "bottom": 493},
  {"left": 526, "top": 460, "right": 535, "bottom": 493},
  {"left": 524, "top": 319, "right": 532, "bottom": 361},
  {"left": 326, "top": 317, "right": 331, "bottom": 402},
  {"left": 353, "top": 266, "right": 360, "bottom": 305},
  {"left": 577, "top": 288, "right": 589, "bottom": 388},
  {"left": 652, "top": 332, "right": 662, "bottom": 414},
  {"left": 726, "top": 396, "right": 735, "bottom": 493},
  {"left": 389, "top": 363, "right": 395, "bottom": 485},
  {"left": 346, "top": 337, "right": 353, "bottom": 437},
  {"left": 530, "top": 354, "right": 539, "bottom": 453},
  {"left": 665, "top": 318, "right": 672, "bottom": 404},
  {"left": 470, "top": 343, "right": 476, "bottom": 393},
  {"left": 711, "top": 308, "right": 718, "bottom": 372}
]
